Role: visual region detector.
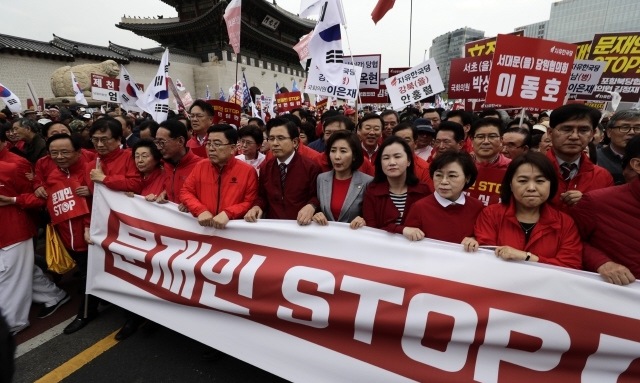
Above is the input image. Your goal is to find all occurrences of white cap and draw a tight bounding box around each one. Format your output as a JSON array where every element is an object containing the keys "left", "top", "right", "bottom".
[{"left": 38, "top": 118, "right": 52, "bottom": 125}]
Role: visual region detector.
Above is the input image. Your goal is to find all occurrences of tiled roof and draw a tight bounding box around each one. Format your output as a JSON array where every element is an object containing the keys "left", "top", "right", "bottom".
[
  {"left": 117, "top": 3, "right": 222, "bottom": 35},
  {"left": 141, "top": 46, "right": 200, "bottom": 58},
  {"left": 109, "top": 42, "right": 161, "bottom": 63},
  {"left": 51, "top": 34, "right": 128, "bottom": 62},
  {"left": 0, "top": 33, "right": 74, "bottom": 59}
]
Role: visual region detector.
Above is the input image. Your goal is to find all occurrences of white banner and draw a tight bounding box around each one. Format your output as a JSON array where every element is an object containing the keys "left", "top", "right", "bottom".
[
  {"left": 91, "top": 73, "right": 119, "bottom": 103},
  {"left": 385, "top": 59, "right": 445, "bottom": 110},
  {"left": 567, "top": 60, "right": 606, "bottom": 95},
  {"left": 305, "top": 64, "right": 361, "bottom": 101},
  {"left": 344, "top": 54, "right": 382, "bottom": 89},
  {"left": 88, "top": 185, "right": 640, "bottom": 382}
]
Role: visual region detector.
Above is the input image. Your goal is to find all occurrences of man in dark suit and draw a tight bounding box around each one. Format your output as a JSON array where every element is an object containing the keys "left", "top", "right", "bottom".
[
  {"left": 244, "top": 118, "right": 321, "bottom": 225},
  {"left": 116, "top": 115, "right": 139, "bottom": 149}
]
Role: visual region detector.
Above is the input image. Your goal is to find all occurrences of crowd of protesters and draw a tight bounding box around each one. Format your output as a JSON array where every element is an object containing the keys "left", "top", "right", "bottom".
[{"left": 1, "top": 99, "right": 639, "bottom": 377}]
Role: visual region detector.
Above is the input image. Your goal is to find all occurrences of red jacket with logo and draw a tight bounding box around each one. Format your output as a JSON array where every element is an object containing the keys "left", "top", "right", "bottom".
[
  {"left": 33, "top": 149, "right": 96, "bottom": 191},
  {"left": 475, "top": 201, "right": 582, "bottom": 269},
  {"left": 0, "top": 146, "right": 36, "bottom": 248},
  {"left": 180, "top": 156, "right": 258, "bottom": 219},
  {"left": 545, "top": 149, "right": 613, "bottom": 211},
  {"left": 164, "top": 150, "right": 204, "bottom": 203},
  {"left": 86, "top": 148, "right": 142, "bottom": 194}
]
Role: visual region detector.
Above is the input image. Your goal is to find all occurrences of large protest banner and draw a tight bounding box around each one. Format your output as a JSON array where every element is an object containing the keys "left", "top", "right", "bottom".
[
  {"left": 580, "top": 32, "right": 640, "bottom": 102},
  {"left": 385, "top": 59, "right": 444, "bottom": 110},
  {"left": 87, "top": 185, "right": 640, "bottom": 382},
  {"left": 485, "top": 34, "right": 575, "bottom": 109},
  {"left": 305, "top": 64, "right": 362, "bottom": 101}
]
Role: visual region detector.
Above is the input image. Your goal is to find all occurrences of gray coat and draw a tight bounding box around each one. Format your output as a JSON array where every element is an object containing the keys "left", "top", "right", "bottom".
[{"left": 317, "top": 170, "right": 373, "bottom": 222}]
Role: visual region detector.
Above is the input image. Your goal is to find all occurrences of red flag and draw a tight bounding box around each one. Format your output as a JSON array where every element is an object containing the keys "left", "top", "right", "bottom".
[
  {"left": 371, "top": 0, "right": 395, "bottom": 24},
  {"left": 224, "top": 0, "right": 242, "bottom": 54}
]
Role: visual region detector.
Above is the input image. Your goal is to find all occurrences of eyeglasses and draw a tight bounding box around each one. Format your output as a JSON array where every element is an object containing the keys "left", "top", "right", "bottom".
[
  {"left": 473, "top": 134, "right": 501, "bottom": 141},
  {"left": 267, "top": 136, "right": 292, "bottom": 143},
  {"left": 49, "top": 151, "right": 74, "bottom": 158},
  {"left": 239, "top": 139, "right": 256, "bottom": 146},
  {"left": 90, "top": 136, "right": 114, "bottom": 144},
  {"left": 189, "top": 113, "right": 210, "bottom": 120},
  {"left": 153, "top": 137, "right": 177, "bottom": 148},
  {"left": 613, "top": 125, "right": 640, "bottom": 134},
  {"left": 556, "top": 126, "right": 592, "bottom": 136},
  {"left": 205, "top": 140, "right": 234, "bottom": 149}
]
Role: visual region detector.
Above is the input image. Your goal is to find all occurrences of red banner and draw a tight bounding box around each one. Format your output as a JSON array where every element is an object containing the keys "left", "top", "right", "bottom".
[
  {"left": 580, "top": 32, "right": 640, "bottom": 102},
  {"left": 360, "top": 84, "right": 389, "bottom": 104},
  {"left": 485, "top": 34, "right": 575, "bottom": 109},
  {"left": 448, "top": 56, "right": 493, "bottom": 99},
  {"left": 46, "top": 181, "right": 90, "bottom": 225},
  {"left": 205, "top": 100, "right": 242, "bottom": 125},
  {"left": 276, "top": 92, "right": 302, "bottom": 113}
]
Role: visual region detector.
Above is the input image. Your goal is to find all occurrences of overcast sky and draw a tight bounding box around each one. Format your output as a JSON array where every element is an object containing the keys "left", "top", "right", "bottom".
[{"left": 1, "top": 0, "right": 556, "bottom": 71}]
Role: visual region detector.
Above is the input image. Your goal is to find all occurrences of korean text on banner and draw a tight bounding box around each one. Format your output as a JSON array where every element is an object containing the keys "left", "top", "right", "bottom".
[
  {"left": 275, "top": 92, "right": 302, "bottom": 113},
  {"left": 88, "top": 184, "right": 640, "bottom": 383},
  {"left": 485, "top": 34, "right": 576, "bottom": 110},
  {"left": 384, "top": 59, "right": 445, "bottom": 110},
  {"left": 204, "top": 100, "right": 242, "bottom": 125},
  {"left": 344, "top": 54, "right": 382, "bottom": 89},
  {"left": 464, "top": 31, "right": 524, "bottom": 58},
  {"left": 359, "top": 84, "right": 389, "bottom": 104},
  {"left": 567, "top": 60, "right": 606, "bottom": 96},
  {"left": 582, "top": 32, "right": 640, "bottom": 103},
  {"left": 91, "top": 73, "right": 119, "bottom": 103},
  {"left": 305, "top": 64, "right": 361, "bottom": 101},
  {"left": 448, "top": 56, "right": 493, "bottom": 99}
]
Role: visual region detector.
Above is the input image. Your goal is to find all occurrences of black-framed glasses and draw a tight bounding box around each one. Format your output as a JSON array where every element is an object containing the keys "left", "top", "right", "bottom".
[
  {"left": 205, "top": 140, "right": 234, "bottom": 149},
  {"left": 613, "top": 125, "right": 640, "bottom": 134}
]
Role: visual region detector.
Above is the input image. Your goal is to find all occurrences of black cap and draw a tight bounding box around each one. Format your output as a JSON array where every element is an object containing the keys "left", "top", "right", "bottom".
[{"left": 413, "top": 118, "right": 435, "bottom": 135}]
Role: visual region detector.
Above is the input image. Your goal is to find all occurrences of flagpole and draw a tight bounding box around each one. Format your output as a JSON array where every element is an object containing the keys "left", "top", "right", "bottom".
[
  {"left": 409, "top": 0, "right": 413, "bottom": 66},
  {"left": 235, "top": 53, "right": 239, "bottom": 106},
  {"left": 338, "top": 0, "right": 363, "bottom": 108}
]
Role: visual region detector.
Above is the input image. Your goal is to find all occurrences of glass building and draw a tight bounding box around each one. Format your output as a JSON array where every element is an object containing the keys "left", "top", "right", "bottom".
[{"left": 429, "top": 27, "right": 485, "bottom": 89}]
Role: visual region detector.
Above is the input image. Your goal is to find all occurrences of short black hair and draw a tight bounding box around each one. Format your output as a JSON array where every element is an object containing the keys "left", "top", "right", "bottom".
[
  {"left": 550, "top": 104, "right": 601, "bottom": 130},
  {"left": 373, "top": 136, "right": 419, "bottom": 186},
  {"left": 429, "top": 151, "right": 477, "bottom": 190},
  {"left": 90, "top": 117, "right": 123, "bottom": 140},
  {"left": 622, "top": 135, "right": 640, "bottom": 169},
  {"left": 380, "top": 110, "right": 399, "bottom": 122},
  {"left": 139, "top": 120, "right": 160, "bottom": 138},
  {"left": 324, "top": 130, "right": 364, "bottom": 172},
  {"left": 131, "top": 138, "right": 163, "bottom": 168},
  {"left": 479, "top": 108, "right": 502, "bottom": 119},
  {"left": 280, "top": 113, "right": 302, "bottom": 128},
  {"left": 503, "top": 127, "right": 532, "bottom": 148},
  {"left": 469, "top": 117, "right": 502, "bottom": 138},
  {"left": 46, "top": 133, "right": 81, "bottom": 151},
  {"left": 247, "top": 117, "right": 265, "bottom": 128},
  {"left": 392, "top": 122, "right": 417, "bottom": 140},
  {"left": 158, "top": 119, "right": 188, "bottom": 146},
  {"left": 437, "top": 121, "right": 465, "bottom": 142},
  {"left": 500, "top": 151, "right": 558, "bottom": 206},
  {"left": 189, "top": 99, "right": 215, "bottom": 116},
  {"left": 238, "top": 125, "right": 264, "bottom": 146},
  {"left": 207, "top": 124, "right": 239, "bottom": 144},
  {"left": 266, "top": 117, "right": 299, "bottom": 139},
  {"left": 445, "top": 110, "right": 472, "bottom": 126},
  {"left": 42, "top": 121, "right": 71, "bottom": 137},
  {"left": 357, "top": 113, "right": 384, "bottom": 131}
]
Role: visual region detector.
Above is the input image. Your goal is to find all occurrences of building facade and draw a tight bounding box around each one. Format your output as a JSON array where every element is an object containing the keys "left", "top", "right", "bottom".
[
  {"left": 515, "top": 21, "right": 548, "bottom": 39},
  {"left": 429, "top": 27, "right": 485, "bottom": 89}
]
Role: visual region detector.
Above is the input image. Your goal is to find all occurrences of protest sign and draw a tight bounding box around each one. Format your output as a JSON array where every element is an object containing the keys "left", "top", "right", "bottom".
[
  {"left": 485, "top": 34, "right": 575, "bottom": 109},
  {"left": 360, "top": 84, "right": 389, "bottom": 104},
  {"left": 567, "top": 60, "right": 606, "bottom": 95},
  {"left": 344, "top": 54, "right": 381, "bottom": 89},
  {"left": 464, "top": 31, "right": 524, "bottom": 58},
  {"left": 276, "top": 91, "right": 302, "bottom": 113},
  {"left": 384, "top": 59, "right": 444, "bottom": 110},
  {"left": 88, "top": 185, "right": 640, "bottom": 383},
  {"left": 305, "top": 64, "right": 361, "bottom": 101},
  {"left": 204, "top": 100, "right": 242, "bottom": 125},
  {"left": 448, "top": 56, "right": 493, "bottom": 99},
  {"left": 91, "top": 74, "right": 119, "bottom": 103}
]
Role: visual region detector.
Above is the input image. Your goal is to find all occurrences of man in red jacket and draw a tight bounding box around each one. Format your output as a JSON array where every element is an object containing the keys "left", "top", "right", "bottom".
[
  {"left": 186, "top": 100, "right": 215, "bottom": 158},
  {"left": 181, "top": 124, "right": 258, "bottom": 229},
  {"left": 546, "top": 104, "right": 613, "bottom": 211},
  {"left": 569, "top": 136, "right": 640, "bottom": 285},
  {"left": 245, "top": 118, "right": 321, "bottom": 224},
  {"left": 0, "top": 135, "right": 68, "bottom": 335},
  {"left": 153, "top": 119, "right": 204, "bottom": 204}
]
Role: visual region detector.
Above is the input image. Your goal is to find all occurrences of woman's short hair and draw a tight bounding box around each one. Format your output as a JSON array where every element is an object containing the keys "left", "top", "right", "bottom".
[
  {"left": 324, "top": 130, "right": 364, "bottom": 171},
  {"left": 373, "top": 136, "right": 418, "bottom": 186},
  {"left": 132, "top": 138, "right": 163, "bottom": 168},
  {"left": 500, "top": 151, "right": 558, "bottom": 205},
  {"left": 429, "top": 151, "right": 478, "bottom": 190}
]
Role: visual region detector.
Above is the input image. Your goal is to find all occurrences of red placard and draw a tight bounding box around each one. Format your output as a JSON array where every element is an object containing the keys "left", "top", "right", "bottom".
[
  {"left": 360, "top": 84, "right": 389, "bottom": 104},
  {"left": 276, "top": 91, "right": 302, "bottom": 113},
  {"left": 205, "top": 100, "right": 242, "bottom": 125},
  {"left": 448, "top": 56, "right": 493, "bottom": 99},
  {"left": 388, "top": 67, "right": 410, "bottom": 77},
  {"left": 27, "top": 97, "right": 45, "bottom": 112},
  {"left": 485, "top": 34, "right": 575, "bottom": 109},
  {"left": 46, "top": 181, "right": 90, "bottom": 225}
]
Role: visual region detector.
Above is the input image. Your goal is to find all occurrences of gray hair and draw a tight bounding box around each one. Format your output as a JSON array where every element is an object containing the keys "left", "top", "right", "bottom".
[
  {"left": 607, "top": 109, "right": 640, "bottom": 129},
  {"left": 15, "top": 118, "right": 40, "bottom": 133}
]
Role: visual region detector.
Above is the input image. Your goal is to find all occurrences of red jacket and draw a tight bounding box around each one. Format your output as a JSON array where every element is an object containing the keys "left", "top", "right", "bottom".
[
  {"left": 413, "top": 154, "right": 434, "bottom": 192},
  {"left": 0, "top": 146, "right": 36, "bottom": 247},
  {"left": 86, "top": 148, "right": 142, "bottom": 194},
  {"left": 186, "top": 136, "right": 208, "bottom": 158},
  {"left": 545, "top": 149, "right": 613, "bottom": 211},
  {"left": 256, "top": 153, "right": 322, "bottom": 220},
  {"left": 141, "top": 167, "right": 166, "bottom": 196},
  {"left": 363, "top": 180, "right": 431, "bottom": 234},
  {"left": 17, "top": 157, "right": 91, "bottom": 252},
  {"left": 474, "top": 201, "right": 582, "bottom": 269},
  {"left": 317, "top": 154, "right": 375, "bottom": 176},
  {"left": 465, "top": 154, "right": 511, "bottom": 206},
  {"left": 163, "top": 150, "right": 204, "bottom": 203},
  {"left": 33, "top": 149, "right": 96, "bottom": 191},
  {"left": 181, "top": 156, "right": 258, "bottom": 219},
  {"left": 569, "top": 178, "right": 640, "bottom": 277}
]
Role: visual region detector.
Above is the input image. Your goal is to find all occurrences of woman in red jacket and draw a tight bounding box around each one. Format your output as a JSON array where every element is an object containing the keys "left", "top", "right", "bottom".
[
  {"left": 474, "top": 152, "right": 582, "bottom": 269},
  {"left": 363, "top": 136, "right": 431, "bottom": 234},
  {"left": 131, "top": 139, "right": 165, "bottom": 199}
]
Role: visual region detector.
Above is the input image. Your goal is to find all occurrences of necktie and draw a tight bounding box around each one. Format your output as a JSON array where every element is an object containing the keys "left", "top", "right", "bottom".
[
  {"left": 279, "top": 163, "right": 287, "bottom": 188},
  {"left": 560, "top": 162, "right": 577, "bottom": 181}
]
